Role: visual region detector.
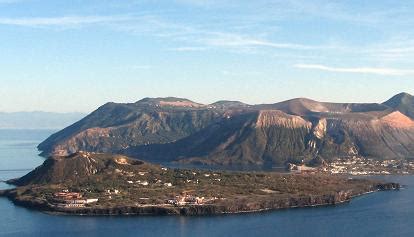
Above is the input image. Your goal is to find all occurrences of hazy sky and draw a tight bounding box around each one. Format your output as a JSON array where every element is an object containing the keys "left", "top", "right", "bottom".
[{"left": 1, "top": 0, "right": 414, "bottom": 113}]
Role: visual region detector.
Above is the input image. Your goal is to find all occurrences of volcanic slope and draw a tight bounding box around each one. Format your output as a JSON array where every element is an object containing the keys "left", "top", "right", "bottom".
[{"left": 38, "top": 94, "right": 414, "bottom": 167}]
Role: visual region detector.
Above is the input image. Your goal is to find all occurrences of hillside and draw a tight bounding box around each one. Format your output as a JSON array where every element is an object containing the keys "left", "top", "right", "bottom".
[
  {"left": 37, "top": 94, "right": 414, "bottom": 168},
  {"left": 9, "top": 152, "right": 156, "bottom": 186},
  {"left": 383, "top": 92, "right": 414, "bottom": 119}
]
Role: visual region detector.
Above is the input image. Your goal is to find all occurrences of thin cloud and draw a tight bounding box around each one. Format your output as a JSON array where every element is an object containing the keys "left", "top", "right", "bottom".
[
  {"left": 0, "top": 12, "right": 395, "bottom": 59},
  {"left": 294, "top": 64, "right": 414, "bottom": 76},
  {"left": 374, "top": 46, "right": 414, "bottom": 61},
  {"left": 0, "top": 15, "right": 133, "bottom": 27},
  {"left": 0, "top": 14, "right": 336, "bottom": 54},
  {"left": 205, "top": 32, "right": 318, "bottom": 50},
  {"left": 110, "top": 17, "right": 325, "bottom": 52},
  {"left": 168, "top": 47, "right": 207, "bottom": 52}
]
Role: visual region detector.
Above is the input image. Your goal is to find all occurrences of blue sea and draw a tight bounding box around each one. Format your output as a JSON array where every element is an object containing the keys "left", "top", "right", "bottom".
[{"left": 0, "top": 129, "right": 413, "bottom": 237}]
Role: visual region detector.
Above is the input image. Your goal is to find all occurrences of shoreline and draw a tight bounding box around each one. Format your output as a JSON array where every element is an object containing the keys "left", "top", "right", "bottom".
[
  {"left": 0, "top": 183, "right": 400, "bottom": 217},
  {"left": 0, "top": 153, "right": 402, "bottom": 217}
]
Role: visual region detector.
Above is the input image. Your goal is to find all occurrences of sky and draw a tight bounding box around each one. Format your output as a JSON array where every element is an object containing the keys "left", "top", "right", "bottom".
[{"left": 1, "top": 0, "right": 414, "bottom": 113}]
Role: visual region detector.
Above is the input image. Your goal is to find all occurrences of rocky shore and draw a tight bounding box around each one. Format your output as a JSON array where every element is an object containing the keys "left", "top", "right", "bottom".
[{"left": 0, "top": 183, "right": 400, "bottom": 216}]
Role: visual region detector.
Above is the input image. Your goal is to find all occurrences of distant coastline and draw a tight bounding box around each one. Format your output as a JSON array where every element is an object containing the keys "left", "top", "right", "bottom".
[{"left": 0, "top": 112, "right": 84, "bottom": 129}]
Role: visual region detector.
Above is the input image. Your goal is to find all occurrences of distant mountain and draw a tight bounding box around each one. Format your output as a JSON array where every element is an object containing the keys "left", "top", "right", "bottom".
[
  {"left": 0, "top": 111, "right": 85, "bottom": 129},
  {"left": 383, "top": 92, "right": 414, "bottom": 119},
  {"left": 37, "top": 93, "right": 414, "bottom": 168}
]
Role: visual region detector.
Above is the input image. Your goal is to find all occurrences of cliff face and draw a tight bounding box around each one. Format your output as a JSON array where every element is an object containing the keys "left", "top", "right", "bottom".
[
  {"left": 0, "top": 190, "right": 368, "bottom": 215},
  {"left": 38, "top": 94, "right": 414, "bottom": 167}
]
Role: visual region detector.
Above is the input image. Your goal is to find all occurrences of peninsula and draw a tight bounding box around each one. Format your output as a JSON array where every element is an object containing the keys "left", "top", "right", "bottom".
[{"left": 0, "top": 152, "right": 400, "bottom": 216}]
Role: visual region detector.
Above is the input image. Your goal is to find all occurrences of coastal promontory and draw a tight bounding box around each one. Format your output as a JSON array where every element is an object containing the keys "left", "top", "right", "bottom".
[{"left": 0, "top": 152, "right": 400, "bottom": 216}]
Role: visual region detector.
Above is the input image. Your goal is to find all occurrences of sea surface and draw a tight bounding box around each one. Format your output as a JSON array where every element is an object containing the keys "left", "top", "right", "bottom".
[{"left": 0, "top": 129, "right": 413, "bottom": 237}]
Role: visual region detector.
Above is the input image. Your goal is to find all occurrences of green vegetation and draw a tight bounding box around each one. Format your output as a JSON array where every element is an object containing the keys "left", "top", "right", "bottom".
[{"left": 1, "top": 153, "right": 399, "bottom": 215}]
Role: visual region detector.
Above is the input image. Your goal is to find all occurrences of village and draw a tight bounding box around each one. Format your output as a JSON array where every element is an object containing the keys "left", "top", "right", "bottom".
[
  {"left": 49, "top": 167, "right": 224, "bottom": 209},
  {"left": 32, "top": 150, "right": 414, "bottom": 212},
  {"left": 287, "top": 156, "right": 414, "bottom": 175},
  {"left": 52, "top": 191, "right": 220, "bottom": 209},
  {"left": 320, "top": 157, "right": 414, "bottom": 175},
  {"left": 166, "top": 193, "right": 219, "bottom": 206},
  {"left": 51, "top": 188, "right": 220, "bottom": 209},
  {"left": 52, "top": 190, "right": 99, "bottom": 208},
  {"left": 49, "top": 156, "right": 414, "bottom": 210}
]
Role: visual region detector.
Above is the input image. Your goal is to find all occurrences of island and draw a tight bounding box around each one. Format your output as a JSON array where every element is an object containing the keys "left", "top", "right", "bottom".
[{"left": 0, "top": 152, "right": 400, "bottom": 216}]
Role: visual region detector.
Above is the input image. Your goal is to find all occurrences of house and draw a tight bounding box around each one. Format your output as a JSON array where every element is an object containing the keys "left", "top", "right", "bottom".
[
  {"left": 54, "top": 192, "right": 82, "bottom": 199},
  {"left": 167, "top": 199, "right": 177, "bottom": 205},
  {"left": 57, "top": 198, "right": 98, "bottom": 207},
  {"left": 66, "top": 199, "right": 87, "bottom": 204},
  {"left": 86, "top": 198, "right": 99, "bottom": 204},
  {"left": 106, "top": 189, "right": 120, "bottom": 194},
  {"left": 196, "top": 197, "right": 205, "bottom": 204},
  {"left": 58, "top": 203, "right": 85, "bottom": 208},
  {"left": 140, "top": 181, "right": 149, "bottom": 186},
  {"left": 166, "top": 194, "right": 209, "bottom": 206}
]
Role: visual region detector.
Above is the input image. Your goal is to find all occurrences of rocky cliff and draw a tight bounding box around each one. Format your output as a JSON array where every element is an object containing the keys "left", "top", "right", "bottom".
[
  {"left": 1, "top": 185, "right": 399, "bottom": 216},
  {"left": 38, "top": 94, "right": 414, "bottom": 167}
]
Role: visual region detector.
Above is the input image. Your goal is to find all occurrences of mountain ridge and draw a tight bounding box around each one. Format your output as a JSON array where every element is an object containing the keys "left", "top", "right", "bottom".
[{"left": 38, "top": 93, "right": 414, "bottom": 168}]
